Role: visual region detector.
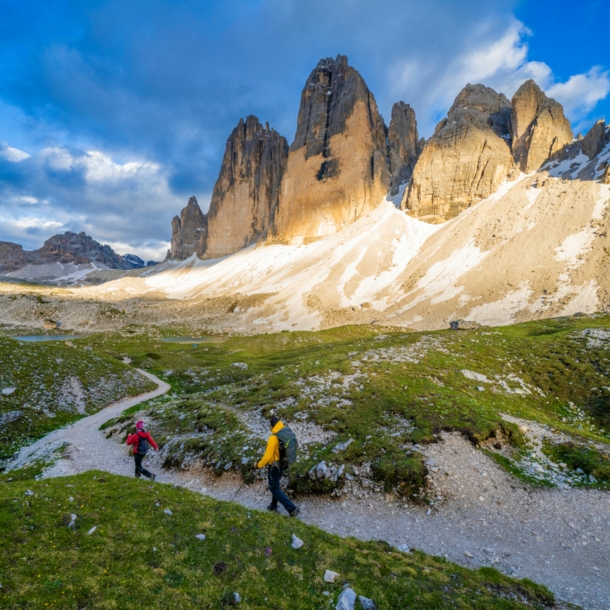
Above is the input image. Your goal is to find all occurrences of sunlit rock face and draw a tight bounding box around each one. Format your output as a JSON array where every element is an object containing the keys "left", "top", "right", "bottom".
[
  {"left": 203, "top": 116, "right": 288, "bottom": 259},
  {"left": 403, "top": 84, "right": 515, "bottom": 223},
  {"left": 269, "top": 55, "right": 391, "bottom": 245},
  {"left": 511, "top": 79, "right": 573, "bottom": 173}
]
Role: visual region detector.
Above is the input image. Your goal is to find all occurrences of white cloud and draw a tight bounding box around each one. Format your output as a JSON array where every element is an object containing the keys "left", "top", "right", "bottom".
[
  {"left": 105, "top": 240, "right": 170, "bottom": 262},
  {"left": 547, "top": 66, "right": 610, "bottom": 120},
  {"left": 0, "top": 143, "right": 183, "bottom": 255},
  {"left": 389, "top": 19, "right": 610, "bottom": 135},
  {"left": 0, "top": 142, "right": 30, "bottom": 162}
]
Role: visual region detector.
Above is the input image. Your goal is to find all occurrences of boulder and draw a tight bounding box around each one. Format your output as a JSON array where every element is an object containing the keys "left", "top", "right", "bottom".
[
  {"left": 449, "top": 319, "right": 481, "bottom": 330},
  {"left": 169, "top": 196, "right": 207, "bottom": 260},
  {"left": 204, "top": 116, "right": 288, "bottom": 259},
  {"left": 388, "top": 101, "right": 423, "bottom": 196},
  {"left": 511, "top": 79, "right": 573, "bottom": 172},
  {"left": 403, "top": 84, "right": 514, "bottom": 223},
  {"left": 270, "top": 55, "right": 390, "bottom": 245}
]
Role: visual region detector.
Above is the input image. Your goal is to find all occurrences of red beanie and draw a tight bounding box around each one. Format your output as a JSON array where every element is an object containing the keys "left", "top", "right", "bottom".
[{"left": 136, "top": 420, "right": 144, "bottom": 430}]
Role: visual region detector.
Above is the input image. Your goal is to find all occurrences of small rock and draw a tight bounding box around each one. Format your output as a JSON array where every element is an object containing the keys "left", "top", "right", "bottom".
[
  {"left": 224, "top": 462, "right": 233, "bottom": 471},
  {"left": 291, "top": 534, "right": 304, "bottom": 549},
  {"left": 0, "top": 410, "right": 23, "bottom": 426},
  {"left": 24, "top": 490, "right": 34, "bottom": 496},
  {"left": 164, "top": 509, "right": 173, "bottom": 516},
  {"left": 559, "top": 462, "right": 567, "bottom": 468},
  {"left": 477, "top": 386, "right": 485, "bottom": 392},
  {"left": 426, "top": 508, "right": 431, "bottom": 515},
  {"left": 232, "top": 362, "right": 248, "bottom": 370},
  {"left": 324, "top": 570, "right": 339, "bottom": 583},
  {"left": 84, "top": 346, "right": 92, "bottom": 351},
  {"left": 464, "top": 551, "right": 473, "bottom": 558},
  {"left": 68, "top": 514, "right": 77, "bottom": 529},
  {"left": 519, "top": 425, "right": 529, "bottom": 433},
  {"left": 68, "top": 497, "right": 74, "bottom": 502},
  {"left": 336, "top": 587, "right": 356, "bottom": 610},
  {"left": 87, "top": 526, "right": 97, "bottom": 535},
  {"left": 195, "top": 534, "right": 206, "bottom": 541},
  {"left": 153, "top": 547, "right": 158, "bottom": 552},
  {"left": 1, "top": 387, "right": 16, "bottom": 396},
  {"left": 396, "top": 544, "right": 411, "bottom": 553},
  {"left": 358, "top": 596, "right": 377, "bottom": 610},
  {"left": 233, "top": 592, "right": 241, "bottom": 603},
  {"left": 332, "top": 439, "right": 354, "bottom": 453}
]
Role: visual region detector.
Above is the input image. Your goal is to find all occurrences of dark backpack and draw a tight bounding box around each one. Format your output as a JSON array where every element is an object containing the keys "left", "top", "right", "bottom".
[
  {"left": 274, "top": 425, "right": 298, "bottom": 468},
  {"left": 136, "top": 431, "right": 149, "bottom": 455}
]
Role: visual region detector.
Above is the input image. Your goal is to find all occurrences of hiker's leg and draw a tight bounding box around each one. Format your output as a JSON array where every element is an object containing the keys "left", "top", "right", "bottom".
[
  {"left": 134, "top": 453, "right": 143, "bottom": 477},
  {"left": 268, "top": 466, "right": 295, "bottom": 514},
  {"left": 140, "top": 464, "right": 153, "bottom": 479},
  {"left": 267, "top": 467, "right": 278, "bottom": 509}
]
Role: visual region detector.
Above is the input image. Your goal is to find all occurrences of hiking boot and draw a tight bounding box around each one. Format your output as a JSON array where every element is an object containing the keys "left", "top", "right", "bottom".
[
  {"left": 150, "top": 473, "right": 156, "bottom": 482},
  {"left": 266, "top": 505, "right": 278, "bottom": 512},
  {"left": 289, "top": 507, "right": 300, "bottom": 518}
]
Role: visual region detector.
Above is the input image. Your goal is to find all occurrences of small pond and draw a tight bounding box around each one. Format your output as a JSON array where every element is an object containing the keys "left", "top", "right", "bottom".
[
  {"left": 14, "top": 335, "right": 85, "bottom": 342},
  {"left": 161, "top": 336, "right": 225, "bottom": 344}
]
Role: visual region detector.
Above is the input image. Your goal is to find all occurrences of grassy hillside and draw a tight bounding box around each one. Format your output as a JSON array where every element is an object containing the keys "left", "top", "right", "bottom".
[
  {"left": 78, "top": 315, "right": 610, "bottom": 496},
  {"left": 0, "top": 471, "right": 559, "bottom": 609},
  {"left": 0, "top": 334, "right": 156, "bottom": 463}
]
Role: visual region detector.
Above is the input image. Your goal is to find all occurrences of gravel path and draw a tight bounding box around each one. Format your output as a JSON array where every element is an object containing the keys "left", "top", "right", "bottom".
[{"left": 7, "top": 372, "right": 610, "bottom": 610}]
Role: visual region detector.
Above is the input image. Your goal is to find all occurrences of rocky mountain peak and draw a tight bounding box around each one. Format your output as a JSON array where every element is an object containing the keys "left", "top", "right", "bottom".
[
  {"left": 448, "top": 83, "right": 512, "bottom": 138},
  {"left": 581, "top": 118, "right": 609, "bottom": 159},
  {"left": 388, "top": 101, "right": 423, "bottom": 196},
  {"left": 403, "top": 83, "right": 515, "bottom": 223},
  {"left": 202, "top": 115, "right": 288, "bottom": 259},
  {"left": 511, "top": 79, "right": 573, "bottom": 172},
  {"left": 270, "top": 55, "right": 390, "bottom": 244},
  {"left": 0, "top": 231, "right": 150, "bottom": 274},
  {"left": 170, "top": 196, "right": 207, "bottom": 260}
]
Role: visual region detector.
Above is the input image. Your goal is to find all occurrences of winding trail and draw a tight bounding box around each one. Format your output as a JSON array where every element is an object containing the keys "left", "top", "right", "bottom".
[{"left": 7, "top": 371, "right": 610, "bottom": 610}]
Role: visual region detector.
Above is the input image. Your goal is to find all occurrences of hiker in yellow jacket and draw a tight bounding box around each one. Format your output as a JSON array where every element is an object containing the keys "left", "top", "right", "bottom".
[{"left": 254, "top": 416, "right": 300, "bottom": 516}]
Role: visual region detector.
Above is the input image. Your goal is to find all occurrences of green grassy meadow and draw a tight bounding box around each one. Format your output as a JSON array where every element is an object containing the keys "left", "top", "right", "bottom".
[
  {"left": 77, "top": 315, "right": 610, "bottom": 494},
  {"left": 0, "top": 471, "right": 558, "bottom": 609}
]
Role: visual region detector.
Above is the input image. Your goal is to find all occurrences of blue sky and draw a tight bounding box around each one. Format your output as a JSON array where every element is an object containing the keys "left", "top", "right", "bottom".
[{"left": 0, "top": 0, "right": 608, "bottom": 260}]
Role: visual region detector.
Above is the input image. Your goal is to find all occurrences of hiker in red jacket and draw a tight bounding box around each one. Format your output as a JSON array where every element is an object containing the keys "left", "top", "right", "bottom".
[{"left": 126, "top": 420, "right": 159, "bottom": 481}]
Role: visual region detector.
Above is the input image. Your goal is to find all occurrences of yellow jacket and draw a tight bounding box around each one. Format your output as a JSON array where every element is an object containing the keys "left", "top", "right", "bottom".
[{"left": 257, "top": 421, "right": 284, "bottom": 468}]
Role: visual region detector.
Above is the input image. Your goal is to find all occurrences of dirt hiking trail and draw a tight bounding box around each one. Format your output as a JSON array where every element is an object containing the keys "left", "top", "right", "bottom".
[{"left": 7, "top": 371, "right": 610, "bottom": 610}]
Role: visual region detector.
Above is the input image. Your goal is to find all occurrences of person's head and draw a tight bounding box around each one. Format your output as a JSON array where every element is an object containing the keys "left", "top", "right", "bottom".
[
  {"left": 136, "top": 420, "right": 144, "bottom": 431},
  {"left": 269, "top": 415, "right": 280, "bottom": 429}
]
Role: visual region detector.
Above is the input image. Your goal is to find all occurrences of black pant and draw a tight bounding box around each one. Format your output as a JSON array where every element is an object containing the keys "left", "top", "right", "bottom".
[
  {"left": 268, "top": 466, "right": 296, "bottom": 513},
  {"left": 134, "top": 453, "right": 153, "bottom": 479}
]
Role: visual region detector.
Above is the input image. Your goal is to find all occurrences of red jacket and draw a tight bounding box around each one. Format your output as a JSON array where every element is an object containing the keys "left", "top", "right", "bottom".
[{"left": 127, "top": 430, "right": 158, "bottom": 454}]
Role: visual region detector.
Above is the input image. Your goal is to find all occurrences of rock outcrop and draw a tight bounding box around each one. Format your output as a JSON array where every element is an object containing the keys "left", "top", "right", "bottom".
[
  {"left": 581, "top": 119, "right": 609, "bottom": 159},
  {"left": 403, "top": 84, "right": 514, "bottom": 223},
  {"left": 388, "top": 101, "right": 423, "bottom": 196},
  {"left": 203, "top": 116, "right": 288, "bottom": 259},
  {"left": 269, "top": 55, "right": 390, "bottom": 245},
  {"left": 0, "top": 232, "right": 149, "bottom": 274},
  {"left": 511, "top": 79, "right": 573, "bottom": 172},
  {"left": 169, "top": 196, "right": 207, "bottom": 260}
]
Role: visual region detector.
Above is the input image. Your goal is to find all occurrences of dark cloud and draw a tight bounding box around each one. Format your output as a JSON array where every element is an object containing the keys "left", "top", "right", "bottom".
[{"left": 0, "top": 0, "right": 607, "bottom": 256}]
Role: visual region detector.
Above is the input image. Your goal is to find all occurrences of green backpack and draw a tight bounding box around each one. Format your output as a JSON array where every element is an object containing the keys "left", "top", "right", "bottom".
[{"left": 274, "top": 425, "right": 298, "bottom": 468}]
